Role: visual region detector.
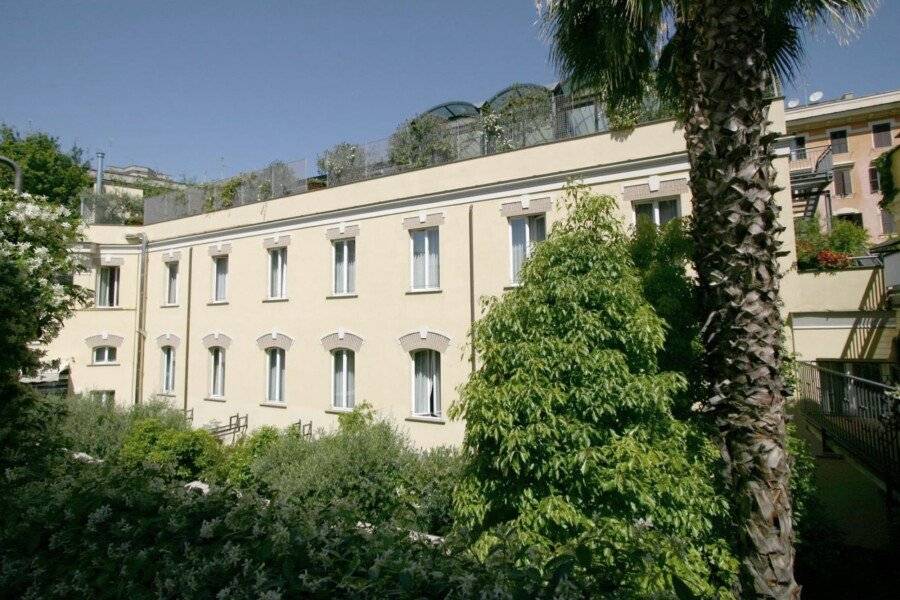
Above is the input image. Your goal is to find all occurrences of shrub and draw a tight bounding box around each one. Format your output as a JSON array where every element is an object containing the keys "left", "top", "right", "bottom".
[
  {"left": 794, "top": 217, "right": 869, "bottom": 270},
  {"left": 212, "top": 425, "right": 280, "bottom": 488},
  {"left": 317, "top": 142, "right": 366, "bottom": 185},
  {"left": 57, "top": 395, "right": 189, "bottom": 459},
  {"left": 451, "top": 185, "right": 738, "bottom": 598},
  {"left": 119, "top": 418, "right": 224, "bottom": 481},
  {"left": 388, "top": 114, "right": 455, "bottom": 169}
]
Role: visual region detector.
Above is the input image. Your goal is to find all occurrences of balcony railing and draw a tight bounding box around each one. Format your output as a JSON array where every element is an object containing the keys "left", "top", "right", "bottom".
[
  {"left": 795, "top": 361, "right": 899, "bottom": 487},
  {"left": 789, "top": 144, "right": 833, "bottom": 175}
]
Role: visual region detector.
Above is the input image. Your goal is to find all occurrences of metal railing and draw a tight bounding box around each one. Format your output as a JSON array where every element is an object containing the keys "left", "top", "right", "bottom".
[
  {"left": 80, "top": 191, "right": 145, "bottom": 225},
  {"left": 795, "top": 361, "right": 899, "bottom": 487},
  {"left": 789, "top": 144, "right": 833, "bottom": 174},
  {"left": 206, "top": 413, "right": 249, "bottom": 444}
]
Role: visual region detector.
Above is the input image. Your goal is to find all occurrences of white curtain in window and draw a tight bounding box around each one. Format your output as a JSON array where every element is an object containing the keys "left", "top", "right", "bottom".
[
  {"left": 346, "top": 240, "right": 356, "bottom": 293},
  {"left": 211, "top": 347, "right": 225, "bottom": 397},
  {"left": 345, "top": 350, "right": 355, "bottom": 408},
  {"left": 214, "top": 256, "right": 228, "bottom": 300},
  {"left": 510, "top": 217, "right": 527, "bottom": 282},
  {"left": 162, "top": 346, "right": 175, "bottom": 392},
  {"left": 166, "top": 262, "right": 178, "bottom": 304},
  {"left": 334, "top": 242, "right": 346, "bottom": 293},
  {"left": 98, "top": 268, "right": 110, "bottom": 306},
  {"left": 413, "top": 350, "right": 440, "bottom": 416},
  {"left": 658, "top": 200, "right": 678, "bottom": 225},
  {"left": 98, "top": 266, "right": 118, "bottom": 307},
  {"left": 269, "top": 249, "right": 285, "bottom": 298},
  {"left": 427, "top": 228, "right": 439, "bottom": 288},
  {"left": 267, "top": 348, "right": 284, "bottom": 402},
  {"left": 332, "top": 349, "right": 356, "bottom": 408},
  {"left": 412, "top": 230, "right": 427, "bottom": 288},
  {"left": 332, "top": 351, "right": 343, "bottom": 407}
]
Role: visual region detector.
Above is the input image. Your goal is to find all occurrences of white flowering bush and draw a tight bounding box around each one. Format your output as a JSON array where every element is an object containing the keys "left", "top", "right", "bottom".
[{"left": 0, "top": 187, "right": 89, "bottom": 377}]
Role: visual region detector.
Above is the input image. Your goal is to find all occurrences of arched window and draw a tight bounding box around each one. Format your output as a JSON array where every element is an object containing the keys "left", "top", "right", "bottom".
[
  {"left": 332, "top": 349, "right": 355, "bottom": 409},
  {"left": 209, "top": 346, "right": 225, "bottom": 398},
  {"left": 266, "top": 347, "right": 285, "bottom": 403},
  {"left": 161, "top": 345, "right": 176, "bottom": 393},
  {"left": 92, "top": 345, "right": 117, "bottom": 364},
  {"left": 411, "top": 349, "right": 441, "bottom": 417}
]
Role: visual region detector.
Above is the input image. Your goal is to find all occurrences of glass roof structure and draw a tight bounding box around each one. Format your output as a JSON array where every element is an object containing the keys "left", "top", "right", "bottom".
[
  {"left": 484, "top": 83, "right": 552, "bottom": 112},
  {"left": 423, "top": 101, "right": 480, "bottom": 121}
]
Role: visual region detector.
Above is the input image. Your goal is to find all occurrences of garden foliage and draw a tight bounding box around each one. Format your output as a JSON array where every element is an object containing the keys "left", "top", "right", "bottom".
[
  {"left": 794, "top": 217, "right": 869, "bottom": 270},
  {"left": 451, "top": 185, "right": 739, "bottom": 598}
]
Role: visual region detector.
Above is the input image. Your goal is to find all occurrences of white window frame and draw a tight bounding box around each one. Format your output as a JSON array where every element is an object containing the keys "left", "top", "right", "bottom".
[
  {"left": 96, "top": 265, "right": 120, "bottom": 307},
  {"left": 508, "top": 213, "right": 546, "bottom": 284},
  {"left": 161, "top": 345, "right": 176, "bottom": 393},
  {"left": 331, "top": 348, "right": 355, "bottom": 409},
  {"left": 91, "top": 390, "right": 115, "bottom": 405},
  {"left": 209, "top": 346, "right": 226, "bottom": 398},
  {"left": 871, "top": 121, "right": 892, "bottom": 149},
  {"left": 410, "top": 349, "right": 441, "bottom": 418},
  {"left": 409, "top": 227, "right": 440, "bottom": 290},
  {"left": 211, "top": 255, "right": 228, "bottom": 302},
  {"left": 266, "top": 347, "right": 286, "bottom": 403},
  {"left": 267, "top": 247, "right": 287, "bottom": 299},
  {"left": 633, "top": 197, "right": 680, "bottom": 227},
  {"left": 164, "top": 261, "right": 179, "bottom": 306},
  {"left": 92, "top": 345, "right": 117, "bottom": 364},
  {"left": 332, "top": 238, "right": 356, "bottom": 295}
]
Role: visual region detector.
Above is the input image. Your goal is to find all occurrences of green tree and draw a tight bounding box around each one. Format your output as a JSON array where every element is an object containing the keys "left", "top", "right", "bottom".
[
  {"left": 0, "top": 126, "right": 92, "bottom": 210},
  {"left": 538, "top": 3, "right": 873, "bottom": 596},
  {"left": 452, "top": 186, "right": 738, "bottom": 598},
  {"left": 388, "top": 114, "right": 455, "bottom": 169},
  {"left": 0, "top": 188, "right": 89, "bottom": 378}
]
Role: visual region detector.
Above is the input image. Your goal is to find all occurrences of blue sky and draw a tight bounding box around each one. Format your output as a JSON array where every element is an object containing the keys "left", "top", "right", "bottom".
[{"left": 2, "top": 1, "right": 898, "bottom": 180}]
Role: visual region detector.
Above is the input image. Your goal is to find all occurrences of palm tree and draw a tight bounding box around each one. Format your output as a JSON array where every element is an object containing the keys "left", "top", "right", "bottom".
[{"left": 537, "top": 1, "right": 874, "bottom": 598}]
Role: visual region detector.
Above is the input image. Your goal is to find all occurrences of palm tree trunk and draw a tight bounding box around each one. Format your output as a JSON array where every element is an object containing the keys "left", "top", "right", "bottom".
[{"left": 678, "top": 2, "right": 800, "bottom": 598}]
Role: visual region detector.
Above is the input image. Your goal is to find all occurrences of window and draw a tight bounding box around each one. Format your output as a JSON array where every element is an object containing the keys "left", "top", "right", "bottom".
[
  {"left": 634, "top": 198, "right": 678, "bottom": 227},
  {"left": 411, "top": 228, "right": 440, "bottom": 290},
  {"left": 333, "top": 239, "right": 356, "bottom": 294},
  {"left": 161, "top": 345, "right": 176, "bottom": 393},
  {"left": 332, "top": 349, "right": 355, "bottom": 409},
  {"left": 830, "top": 129, "right": 848, "bottom": 154},
  {"left": 834, "top": 167, "right": 853, "bottom": 196},
  {"left": 869, "top": 166, "right": 881, "bottom": 194},
  {"left": 97, "top": 266, "right": 120, "bottom": 307},
  {"left": 92, "top": 346, "right": 117, "bottom": 364},
  {"left": 791, "top": 135, "right": 807, "bottom": 160},
  {"left": 836, "top": 212, "right": 863, "bottom": 228},
  {"left": 212, "top": 255, "right": 228, "bottom": 301},
  {"left": 209, "top": 346, "right": 225, "bottom": 398},
  {"left": 510, "top": 214, "right": 546, "bottom": 283},
  {"left": 268, "top": 247, "right": 287, "bottom": 299},
  {"left": 91, "top": 390, "right": 115, "bottom": 405},
  {"left": 881, "top": 210, "right": 896, "bottom": 235},
  {"left": 165, "top": 261, "right": 179, "bottom": 305},
  {"left": 872, "top": 122, "right": 892, "bottom": 148},
  {"left": 412, "top": 349, "right": 441, "bottom": 417},
  {"left": 266, "top": 348, "right": 285, "bottom": 403}
]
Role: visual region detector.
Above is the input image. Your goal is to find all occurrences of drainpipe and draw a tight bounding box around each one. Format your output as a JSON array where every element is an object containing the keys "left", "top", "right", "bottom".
[
  {"left": 182, "top": 247, "right": 194, "bottom": 412},
  {"left": 0, "top": 155, "right": 23, "bottom": 193},
  {"left": 131, "top": 233, "right": 149, "bottom": 405},
  {"left": 94, "top": 152, "right": 105, "bottom": 193},
  {"left": 468, "top": 204, "right": 476, "bottom": 374}
]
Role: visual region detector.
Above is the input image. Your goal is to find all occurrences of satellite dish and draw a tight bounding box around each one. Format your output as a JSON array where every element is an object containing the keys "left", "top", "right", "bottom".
[
  {"left": 809, "top": 91, "right": 824, "bottom": 103},
  {"left": 787, "top": 98, "right": 800, "bottom": 108}
]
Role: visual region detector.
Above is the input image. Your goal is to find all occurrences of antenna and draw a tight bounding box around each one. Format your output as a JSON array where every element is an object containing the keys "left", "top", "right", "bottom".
[
  {"left": 808, "top": 91, "right": 824, "bottom": 103},
  {"left": 787, "top": 98, "right": 800, "bottom": 109}
]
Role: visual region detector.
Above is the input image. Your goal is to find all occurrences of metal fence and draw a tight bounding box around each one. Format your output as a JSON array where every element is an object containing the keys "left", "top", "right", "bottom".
[
  {"left": 795, "top": 361, "right": 899, "bottom": 487},
  {"left": 143, "top": 159, "right": 308, "bottom": 225}
]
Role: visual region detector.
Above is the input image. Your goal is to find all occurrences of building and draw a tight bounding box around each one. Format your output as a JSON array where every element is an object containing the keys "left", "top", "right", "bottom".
[
  {"left": 786, "top": 89, "right": 900, "bottom": 240},
  {"left": 42, "top": 84, "right": 898, "bottom": 450},
  {"left": 88, "top": 163, "right": 182, "bottom": 198}
]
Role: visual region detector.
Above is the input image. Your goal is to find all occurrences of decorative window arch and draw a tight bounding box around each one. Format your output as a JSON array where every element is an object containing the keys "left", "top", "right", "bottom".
[
  {"left": 84, "top": 333, "right": 125, "bottom": 348},
  {"left": 256, "top": 331, "right": 293, "bottom": 351},
  {"left": 320, "top": 330, "right": 364, "bottom": 353},
  {"left": 202, "top": 333, "right": 233, "bottom": 349},
  {"left": 398, "top": 329, "right": 450, "bottom": 354},
  {"left": 155, "top": 333, "right": 181, "bottom": 349}
]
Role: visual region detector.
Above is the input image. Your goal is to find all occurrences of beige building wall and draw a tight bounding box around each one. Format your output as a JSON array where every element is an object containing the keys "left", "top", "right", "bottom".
[{"left": 48, "top": 101, "right": 808, "bottom": 447}]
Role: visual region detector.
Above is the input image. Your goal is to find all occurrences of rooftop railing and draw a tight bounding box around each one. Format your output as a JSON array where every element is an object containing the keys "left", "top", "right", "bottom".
[{"left": 123, "top": 92, "right": 675, "bottom": 225}]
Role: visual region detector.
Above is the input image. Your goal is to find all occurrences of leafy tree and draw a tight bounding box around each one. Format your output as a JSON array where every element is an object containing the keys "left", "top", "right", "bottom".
[
  {"left": 0, "top": 188, "right": 89, "bottom": 378},
  {"left": 538, "top": 2, "right": 874, "bottom": 596},
  {"left": 0, "top": 125, "right": 92, "bottom": 210},
  {"left": 388, "top": 114, "right": 455, "bottom": 169},
  {"left": 452, "top": 186, "right": 738, "bottom": 598}
]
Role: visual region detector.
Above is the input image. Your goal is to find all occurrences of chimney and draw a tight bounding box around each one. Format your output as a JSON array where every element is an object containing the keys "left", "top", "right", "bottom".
[{"left": 94, "top": 151, "right": 105, "bottom": 193}]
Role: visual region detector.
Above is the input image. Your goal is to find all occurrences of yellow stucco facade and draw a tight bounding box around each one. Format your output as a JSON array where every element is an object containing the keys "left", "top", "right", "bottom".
[{"left": 43, "top": 99, "right": 898, "bottom": 446}]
